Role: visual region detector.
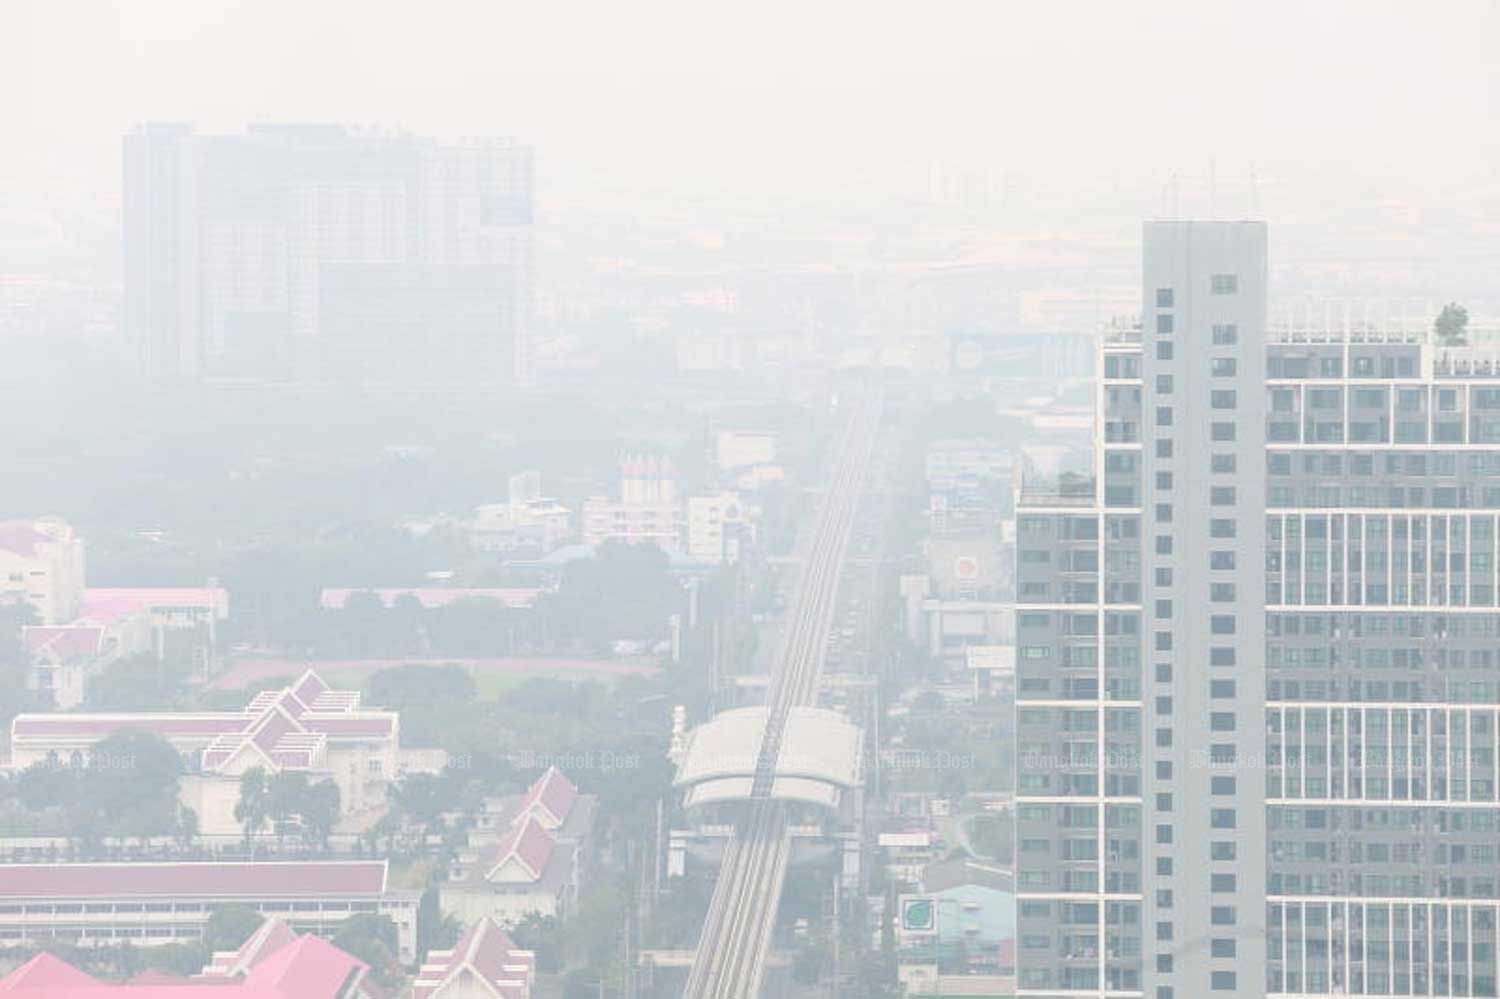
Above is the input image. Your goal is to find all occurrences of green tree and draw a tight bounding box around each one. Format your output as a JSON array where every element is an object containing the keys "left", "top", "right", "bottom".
[
  {"left": 511, "top": 912, "right": 564, "bottom": 973},
  {"left": 0, "top": 603, "right": 39, "bottom": 725},
  {"left": 1436, "top": 302, "right": 1470, "bottom": 346},
  {"left": 204, "top": 904, "right": 265, "bottom": 951},
  {"left": 234, "top": 767, "right": 271, "bottom": 845},
  {"left": 331, "top": 913, "right": 402, "bottom": 988},
  {"left": 85, "top": 652, "right": 193, "bottom": 711}
]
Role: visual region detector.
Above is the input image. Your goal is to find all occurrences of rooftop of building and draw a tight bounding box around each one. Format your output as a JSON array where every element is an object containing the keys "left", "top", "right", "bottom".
[
  {"left": 0, "top": 860, "right": 389, "bottom": 900},
  {"left": 0, "top": 916, "right": 372, "bottom": 998}
]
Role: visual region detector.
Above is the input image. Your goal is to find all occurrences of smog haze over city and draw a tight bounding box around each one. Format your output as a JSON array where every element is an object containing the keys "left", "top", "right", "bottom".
[{"left": 2, "top": 3, "right": 1500, "bottom": 999}]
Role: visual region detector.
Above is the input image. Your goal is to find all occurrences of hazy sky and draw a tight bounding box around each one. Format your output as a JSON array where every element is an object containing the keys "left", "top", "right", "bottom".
[{"left": 5, "top": 0, "right": 1499, "bottom": 268}]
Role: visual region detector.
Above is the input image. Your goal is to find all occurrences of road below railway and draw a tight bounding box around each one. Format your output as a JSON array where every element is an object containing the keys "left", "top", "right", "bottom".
[{"left": 682, "top": 390, "right": 881, "bottom": 999}]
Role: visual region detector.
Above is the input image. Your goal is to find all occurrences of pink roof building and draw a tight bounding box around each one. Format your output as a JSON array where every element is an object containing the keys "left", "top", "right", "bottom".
[
  {"left": 413, "top": 917, "right": 535, "bottom": 999},
  {"left": 8, "top": 669, "right": 405, "bottom": 841},
  {"left": 441, "top": 769, "right": 595, "bottom": 928},
  {"left": 0, "top": 916, "right": 379, "bottom": 998},
  {"left": 0, "top": 861, "right": 420, "bottom": 964}
]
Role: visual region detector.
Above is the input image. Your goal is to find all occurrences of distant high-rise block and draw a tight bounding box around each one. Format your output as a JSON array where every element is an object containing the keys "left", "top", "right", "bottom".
[{"left": 123, "top": 123, "right": 533, "bottom": 384}]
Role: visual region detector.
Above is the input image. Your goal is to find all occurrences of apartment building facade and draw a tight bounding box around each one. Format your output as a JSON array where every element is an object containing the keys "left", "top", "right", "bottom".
[{"left": 1017, "top": 220, "right": 1500, "bottom": 999}]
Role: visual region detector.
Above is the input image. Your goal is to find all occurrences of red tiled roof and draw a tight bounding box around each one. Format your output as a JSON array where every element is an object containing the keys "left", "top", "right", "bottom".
[
  {"left": 79, "top": 588, "right": 227, "bottom": 625},
  {"left": 11, "top": 715, "right": 249, "bottom": 739},
  {"left": 300, "top": 715, "right": 395, "bottom": 738},
  {"left": 0, "top": 522, "right": 54, "bottom": 558},
  {"left": 291, "top": 670, "right": 330, "bottom": 704},
  {"left": 0, "top": 953, "right": 100, "bottom": 990},
  {"left": 0, "top": 918, "right": 369, "bottom": 998},
  {"left": 0, "top": 861, "right": 387, "bottom": 899},
  {"left": 240, "top": 934, "right": 366, "bottom": 995},
  {"left": 21, "top": 626, "right": 104, "bottom": 663},
  {"left": 516, "top": 767, "right": 578, "bottom": 827},
  {"left": 486, "top": 818, "right": 555, "bottom": 883},
  {"left": 413, "top": 917, "right": 534, "bottom": 999}
]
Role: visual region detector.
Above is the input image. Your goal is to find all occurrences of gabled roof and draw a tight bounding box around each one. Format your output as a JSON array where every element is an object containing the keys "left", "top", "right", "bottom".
[
  {"left": 0, "top": 522, "right": 59, "bottom": 558},
  {"left": 0, "top": 916, "right": 370, "bottom": 998},
  {"left": 513, "top": 767, "right": 578, "bottom": 829},
  {"left": 201, "top": 916, "right": 301, "bottom": 979},
  {"left": 240, "top": 934, "right": 366, "bottom": 996},
  {"left": 484, "top": 817, "right": 556, "bottom": 884},
  {"left": 0, "top": 953, "right": 100, "bottom": 991},
  {"left": 10, "top": 668, "right": 392, "bottom": 768},
  {"left": 413, "top": 917, "right": 535, "bottom": 999},
  {"left": 21, "top": 625, "right": 105, "bottom": 663}
]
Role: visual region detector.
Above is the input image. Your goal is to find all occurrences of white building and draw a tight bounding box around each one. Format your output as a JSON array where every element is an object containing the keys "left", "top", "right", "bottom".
[
  {"left": 0, "top": 518, "right": 85, "bottom": 625},
  {"left": 0, "top": 860, "right": 420, "bottom": 962},
  {"left": 686, "top": 493, "right": 750, "bottom": 564},
  {"left": 8, "top": 670, "right": 427, "bottom": 837},
  {"left": 442, "top": 769, "right": 595, "bottom": 927}
]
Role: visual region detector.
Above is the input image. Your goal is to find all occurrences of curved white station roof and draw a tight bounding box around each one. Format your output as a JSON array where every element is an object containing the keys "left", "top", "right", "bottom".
[{"left": 675, "top": 707, "right": 863, "bottom": 810}]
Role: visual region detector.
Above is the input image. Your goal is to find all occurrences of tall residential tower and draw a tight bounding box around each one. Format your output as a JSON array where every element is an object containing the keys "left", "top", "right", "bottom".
[{"left": 1018, "top": 221, "right": 1500, "bottom": 999}]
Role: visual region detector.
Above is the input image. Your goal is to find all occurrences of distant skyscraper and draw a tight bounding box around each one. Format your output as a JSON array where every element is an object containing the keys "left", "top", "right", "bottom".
[
  {"left": 123, "top": 123, "right": 533, "bottom": 384},
  {"left": 1018, "top": 222, "right": 1500, "bottom": 999}
]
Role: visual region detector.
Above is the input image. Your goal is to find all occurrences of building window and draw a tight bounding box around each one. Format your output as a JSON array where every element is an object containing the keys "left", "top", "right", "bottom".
[
  {"left": 1157, "top": 314, "right": 1174, "bottom": 335},
  {"left": 1212, "top": 454, "right": 1236, "bottom": 473},
  {"left": 1212, "top": 324, "right": 1238, "bottom": 345},
  {"left": 1211, "top": 390, "right": 1237, "bottom": 409},
  {"left": 1211, "top": 486, "right": 1236, "bottom": 505},
  {"left": 1211, "top": 274, "right": 1239, "bottom": 295},
  {"left": 1210, "top": 810, "right": 1237, "bottom": 830},
  {"left": 1211, "top": 421, "right": 1236, "bottom": 441},
  {"left": 1157, "top": 374, "right": 1174, "bottom": 394},
  {"left": 1157, "top": 406, "right": 1173, "bottom": 426},
  {"left": 1157, "top": 341, "right": 1174, "bottom": 360},
  {"left": 1157, "top": 288, "right": 1174, "bottom": 308},
  {"left": 1211, "top": 358, "right": 1237, "bottom": 376},
  {"left": 1210, "top": 615, "right": 1236, "bottom": 634},
  {"left": 1156, "top": 439, "right": 1173, "bottom": 458},
  {"left": 1211, "top": 775, "right": 1236, "bottom": 793},
  {"left": 1212, "top": 971, "right": 1237, "bottom": 990}
]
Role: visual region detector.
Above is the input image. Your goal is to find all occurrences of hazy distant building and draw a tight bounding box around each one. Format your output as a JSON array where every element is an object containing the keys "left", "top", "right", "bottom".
[
  {"left": 123, "top": 123, "right": 533, "bottom": 384},
  {"left": 0, "top": 517, "right": 85, "bottom": 625}
]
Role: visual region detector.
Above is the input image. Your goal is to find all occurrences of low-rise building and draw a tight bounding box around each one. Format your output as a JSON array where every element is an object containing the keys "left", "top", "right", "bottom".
[
  {"left": 413, "top": 915, "right": 536, "bottom": 999},
  {"left": 8, "top": 670, "right": 416, "bottom": 837},
  {"left": 686, "top": 492, "right": 751, "bottom": 564},
  {"left": 0, "top": 860, "right": 420, "bottom": 962},
  {"left": 0, "top": 914, "right": 383, "bottom": 997},
  {"left": 0, "top": 518, "right": 85, "bottom": 625},
  {"left": 442, "top": 768, "right": 595, "bottom": 927}
]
